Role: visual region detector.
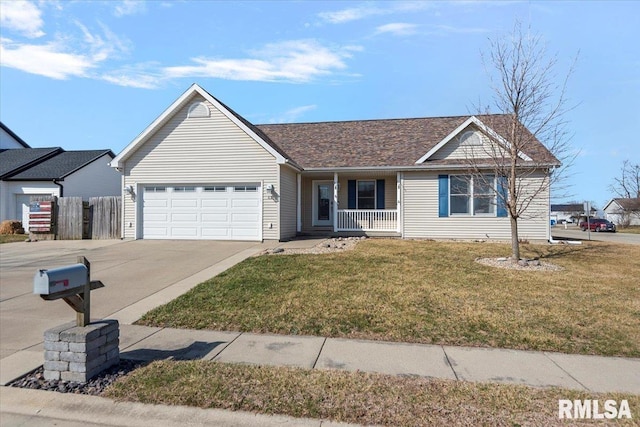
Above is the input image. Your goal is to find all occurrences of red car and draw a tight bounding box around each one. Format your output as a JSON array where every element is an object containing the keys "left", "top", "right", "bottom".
[{"left": 579, "top": 218, "right": 616, "bottom": 232}]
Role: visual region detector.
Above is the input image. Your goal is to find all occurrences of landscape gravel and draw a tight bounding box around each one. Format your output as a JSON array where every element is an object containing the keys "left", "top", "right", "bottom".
[{"left": 8, "top": 359, "right": 146, "bottom": 395}]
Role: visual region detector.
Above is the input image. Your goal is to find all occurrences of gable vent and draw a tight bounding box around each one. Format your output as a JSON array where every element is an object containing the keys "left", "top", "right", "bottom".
[{"left": 187, "top": 101, "right": 211, "bottom": 118}]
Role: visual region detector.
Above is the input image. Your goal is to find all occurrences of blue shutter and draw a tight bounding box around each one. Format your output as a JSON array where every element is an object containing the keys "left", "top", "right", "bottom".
[
  {"left": 497, "top": 176, "right": 508, "bottom": 217},
  {"left": 376, "top": 179, "right": 385, "bottom": 209},
  {"left": 348, "top": 180, "right": 356, "bottom": 209},
  {"left": 438, "top": 175, "right": 449, "bottom": 217}
]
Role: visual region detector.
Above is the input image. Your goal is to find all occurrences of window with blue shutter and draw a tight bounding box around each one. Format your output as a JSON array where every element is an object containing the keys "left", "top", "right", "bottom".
[
  {"left": 497, "top": 176, "right": 508, "bottom": 217},
  {"left": 438, "top": 175, "right": 449, "bottom": 217},
  {"left": 348, "top": 180, "right": 357, "bottom": 209},
  {"left": 376, "top": 179, "right": 385, "bottom": 209}
]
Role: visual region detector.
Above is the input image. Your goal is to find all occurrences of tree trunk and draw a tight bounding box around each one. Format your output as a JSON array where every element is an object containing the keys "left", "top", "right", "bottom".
[{"left": 510, "top": 215, "right": 520, "bottom": 261}]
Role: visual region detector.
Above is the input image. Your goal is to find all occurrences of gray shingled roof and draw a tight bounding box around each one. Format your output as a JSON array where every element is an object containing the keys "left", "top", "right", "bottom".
[
  {"left": 256, "top": 114, "right": 559, "bottom": 169},
  {"left": 6, "top": 150, "right": 114, "bottom": 180},
  {"left": 0, "top": 148, "right": 62, "bottom": 178}
]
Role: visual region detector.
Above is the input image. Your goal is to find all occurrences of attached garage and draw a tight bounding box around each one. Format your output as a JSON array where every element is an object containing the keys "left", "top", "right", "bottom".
[{"left": 142, "top": 184, "right": 261, "bottom": 240}]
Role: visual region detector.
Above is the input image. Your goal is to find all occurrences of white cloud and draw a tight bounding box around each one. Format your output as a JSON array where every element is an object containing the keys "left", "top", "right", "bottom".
[
  {"left": 76, "top": 21, "right": 131, "bottom": 62},
  {"left": 114, "top": 0, "right": 146, "bottom": 17},
  {"left": 162, "top": 40, "right": 355, "bottom": 83},
  {"left": 0, "top": 0, "right": 45, "bottom": 38},
  {"left": 269, "top": 105, "right": 317, "bottom": 123},
  {"left": 0, "top": 38, "right": 94, "bottom": 79},
  {"left": 318, "top": 6, "right": 385, "bottom": 24},
  {"left": 0, "top": 22, "right": 131, "bottom": 80},
  {"left": 434, "top": 24, "right": 489, "bottom": 34},
  {"left": 375, "top": 23, "right": 418, "bottom": 36},
  {"left": 318, "top": 2, "right": 432, "bottom": 24}
]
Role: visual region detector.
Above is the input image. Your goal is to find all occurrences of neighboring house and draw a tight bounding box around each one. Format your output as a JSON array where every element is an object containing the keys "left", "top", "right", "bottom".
[
  {"left": 111, "top": 84, "right": 559, "bottom": 242},
  {"left": 0, "top": 121, "right": 31, "bottom": 149},
  {"left": 1, "top": 146, "right": 120, "bottom": 229},
  {"left": 550, "top": 204, "right": 592, "bottom": 224},
  {"left": 604, "top": 198, "right": 640, "bottom": 226}
]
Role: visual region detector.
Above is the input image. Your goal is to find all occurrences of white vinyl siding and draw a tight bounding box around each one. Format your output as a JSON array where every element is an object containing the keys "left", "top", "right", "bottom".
[
  {"left": 122, "top": 94, "right": 279, "bottom": 239},
  {"left": 430, "top": 126, "right": 507, "bottom": 161},
  {"left": 403, "top": 170, "right": 548, "bottom": 240},
  {"left": 279, "top": 166, "right": 298, "bottom": 240}
]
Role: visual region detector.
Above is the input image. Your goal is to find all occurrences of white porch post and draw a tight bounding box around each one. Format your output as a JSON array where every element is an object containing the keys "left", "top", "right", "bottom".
[
  {"left": 397, "top": 172, "right": 402, "bottom": 234},
  {"left": 296, "top": 173, "right": 302, "bottom": 233},
  {"left": 333, "top": 172, "right": 338, "bottom": 232}
]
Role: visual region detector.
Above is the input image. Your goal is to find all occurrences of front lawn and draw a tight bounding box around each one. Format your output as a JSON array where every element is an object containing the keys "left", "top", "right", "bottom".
[
  {"left": 105, "top": 361, "right": 639, "bottom": 426},
  {"left": 137, "top": 239, "right": 640, "bottom": 357}
]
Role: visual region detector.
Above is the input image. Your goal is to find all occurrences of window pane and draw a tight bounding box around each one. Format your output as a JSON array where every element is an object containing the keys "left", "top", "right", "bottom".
[
  {"left": 451, "top": 195, "right": 469, "bottom": 214},
  {"left": 450, "top": 176, "right": 470, "bottom": 195},
  {"left": 475, "top": 178, "right": 494, "bottom": 195},
  {"left": 357, "top": 181, "right": 375, "bottom": 209},
  {"left": 474, "top": 196, "right": 495, "bottom": 214}
]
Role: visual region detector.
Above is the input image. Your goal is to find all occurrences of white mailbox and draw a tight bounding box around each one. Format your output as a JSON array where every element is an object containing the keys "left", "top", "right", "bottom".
[{"left": 33, "top": 264, "right": 89, "bottom": 296}]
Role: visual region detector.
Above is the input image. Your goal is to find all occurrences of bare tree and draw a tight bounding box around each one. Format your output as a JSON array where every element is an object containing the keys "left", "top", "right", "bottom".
[
  {"left": 608, "top": 161, "right": 640, "bottom": 226},
  {"left": 609, "top": 160, "right": 640, "bottom": 199},
  {"left": 465, "top": 22, "right": 576, "bottom": 261}
]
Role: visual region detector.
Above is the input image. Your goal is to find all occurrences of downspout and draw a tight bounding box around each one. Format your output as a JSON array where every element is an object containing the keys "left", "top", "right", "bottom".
[{"left": 53, "top": 179, "right": 64, "bottom": 197}]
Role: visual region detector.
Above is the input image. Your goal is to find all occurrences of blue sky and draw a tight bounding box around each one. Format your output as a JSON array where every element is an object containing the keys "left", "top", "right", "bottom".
[{"left": 1, "top": 1, "right": 638, "bottom": 208}]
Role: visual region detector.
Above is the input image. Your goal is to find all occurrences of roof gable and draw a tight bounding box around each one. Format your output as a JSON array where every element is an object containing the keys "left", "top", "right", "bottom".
[
  {"left": 6, "top": 150, "right": 114, "bottom": 181},
  {"left": 111, "top": 84, "right": 289, "bottom": 168},
  {"left": 415, "top": 116, "right": 532, "bottom": 163},
  {"left": 604, "top": 198, "right": 640, "bottom": 212}
]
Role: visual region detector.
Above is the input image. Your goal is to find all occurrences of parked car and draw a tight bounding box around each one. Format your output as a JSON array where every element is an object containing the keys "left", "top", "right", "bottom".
[{"left": 579, "top": 218, "right": 616, "bottom": 232}]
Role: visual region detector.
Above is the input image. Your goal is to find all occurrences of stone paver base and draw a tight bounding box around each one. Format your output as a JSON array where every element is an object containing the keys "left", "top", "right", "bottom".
[{"left": 43, "top": 320, "right": 119, "bottom": 382}]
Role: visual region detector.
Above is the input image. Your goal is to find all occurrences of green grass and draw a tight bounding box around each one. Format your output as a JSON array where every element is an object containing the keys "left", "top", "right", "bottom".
[
  {"left": 105, "top": 360, "right": 640, "bottom": 426},
  {"left": 137, "top": 239, "right": 640, "bottom": 357},
  {"left": 0, "top": 234, "right": 27, "bottom": 244}
]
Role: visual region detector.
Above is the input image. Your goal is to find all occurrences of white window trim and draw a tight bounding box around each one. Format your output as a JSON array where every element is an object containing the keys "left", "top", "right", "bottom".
[
  {"left": 449, "top": 175, "right": 497, "bottom": 217},
  {"left": 356, "top": 179, "right": 377, "bottom": 210}
]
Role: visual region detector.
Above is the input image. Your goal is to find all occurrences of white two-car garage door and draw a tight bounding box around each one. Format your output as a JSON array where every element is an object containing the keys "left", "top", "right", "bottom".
[{"left": 142, "top": 184, "right": 261, "bottom": 240}]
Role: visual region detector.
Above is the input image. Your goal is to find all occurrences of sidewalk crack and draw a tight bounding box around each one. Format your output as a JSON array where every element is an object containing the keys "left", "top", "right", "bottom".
[
  {"left": 543, "top": 352, "right": 590, "bottom": 391},
  {"left": 442, "top": 346, "right": 459, "bottom": 381},
  {"left": 312, "top": 337, "right": 327, "bottom": 369}
]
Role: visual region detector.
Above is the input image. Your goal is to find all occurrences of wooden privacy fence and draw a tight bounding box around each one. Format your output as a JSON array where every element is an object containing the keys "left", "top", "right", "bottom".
[{"left": 29, "top": 196, "right": 121, "bottom": 240}]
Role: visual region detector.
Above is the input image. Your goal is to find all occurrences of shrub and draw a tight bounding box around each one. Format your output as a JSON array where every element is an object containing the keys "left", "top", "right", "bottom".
[{"left": 0, "top": 220, "right": 25, "bottom": 234}]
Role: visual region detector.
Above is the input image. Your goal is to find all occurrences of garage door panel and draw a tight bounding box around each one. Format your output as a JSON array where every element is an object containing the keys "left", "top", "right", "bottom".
[
  {"left": 232, "top": 213, "right": 259, "bottom": 222},
  {"left": 171, "top": 199, "right": 197, "bottom": 208},
  {"left": 202, "top": 227, "right": 231, "bottom": 237},
  {"left": 145, "top": 199, "right": 168, "bottom": 208},
  {"left": 143, "top": 184, "right": 261, "bottom": 240},
  {"left": 171, "top": 213, "right": 198, "bottom": 222},
  {"left": 202, "top": 213, "right": 228, "bottom": 222},
  {"left": 232, "top": 199, "right": 260, "bottom": 208},
  {"left": 202, "top": 199, "right": 228, "bottom": 208}
]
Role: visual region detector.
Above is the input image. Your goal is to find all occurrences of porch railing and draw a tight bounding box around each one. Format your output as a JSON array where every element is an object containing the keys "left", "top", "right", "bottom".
[{"left": 336, "top": 209, "right": 397, "bottom": 231}]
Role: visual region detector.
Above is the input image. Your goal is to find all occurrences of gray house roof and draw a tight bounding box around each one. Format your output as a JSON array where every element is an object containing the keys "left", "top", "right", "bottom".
[
  {"left": 0, "top": 148, "right": 62, "bottom": 178},
  {"left": 6, "top": 150, "right": 114, "bottom": 181}
]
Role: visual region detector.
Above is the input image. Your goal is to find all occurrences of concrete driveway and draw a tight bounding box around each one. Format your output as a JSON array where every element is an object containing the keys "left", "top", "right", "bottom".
[{"left": 0, "top": 239, "right": 265, "bottom": 360}]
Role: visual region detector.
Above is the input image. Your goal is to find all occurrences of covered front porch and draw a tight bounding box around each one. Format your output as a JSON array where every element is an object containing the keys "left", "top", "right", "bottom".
[{"left": 297, "top": 171, "right": 401, "bottom": 235}]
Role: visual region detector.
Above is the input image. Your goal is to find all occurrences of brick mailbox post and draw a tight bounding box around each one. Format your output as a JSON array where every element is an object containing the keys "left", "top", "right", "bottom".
[{"left": 33, "top": 256, "right": 119, "bottom": 382}]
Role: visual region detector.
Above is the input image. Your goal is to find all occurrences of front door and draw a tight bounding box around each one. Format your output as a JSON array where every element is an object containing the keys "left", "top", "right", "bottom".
[{"left": 313, "top": 181, "right": 333, "bottom": 226}]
